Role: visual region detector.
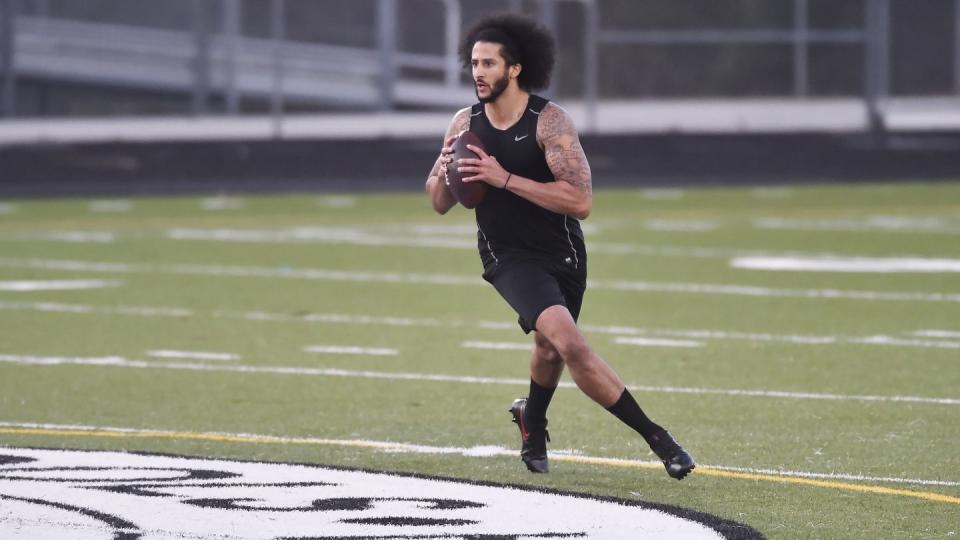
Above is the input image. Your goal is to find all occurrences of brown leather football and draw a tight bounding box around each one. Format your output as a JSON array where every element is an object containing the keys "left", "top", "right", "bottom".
[{"left": 444, "top": 131, "right": 488, "bottom": 209}]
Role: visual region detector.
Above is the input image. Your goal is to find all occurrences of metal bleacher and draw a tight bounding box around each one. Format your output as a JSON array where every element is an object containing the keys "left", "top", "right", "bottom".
[
  {"left": 12, "top": 14, "right": 473, "bottom": 110},
  {"left": 3, "top": 0, "right": 960, "bottom": 147}
]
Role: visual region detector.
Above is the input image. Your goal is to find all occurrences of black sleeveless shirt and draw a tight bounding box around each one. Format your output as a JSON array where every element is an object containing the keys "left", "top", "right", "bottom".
[{"left": 469, "top": 95, "right": 587, "bottom": 270}]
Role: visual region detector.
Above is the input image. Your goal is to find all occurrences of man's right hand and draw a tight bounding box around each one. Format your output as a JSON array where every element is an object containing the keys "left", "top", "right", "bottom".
[
  {"left": 426, "top": 109, "right": 471, "bottom": 215},
  {"left": 438, "top": 132, "right": 461, "bottom": 183}
]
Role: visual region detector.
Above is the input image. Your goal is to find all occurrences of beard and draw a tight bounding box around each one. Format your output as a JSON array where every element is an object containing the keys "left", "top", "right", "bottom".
[{"left": 476, "top": 70, "right": 510, "bottom": 104}]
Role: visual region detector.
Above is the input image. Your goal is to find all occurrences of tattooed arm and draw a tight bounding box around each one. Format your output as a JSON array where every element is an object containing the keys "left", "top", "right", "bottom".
[
  {"left": 540, "top": 102, "right": 592, "bottom": 194},
  {"left": 425, "top": 107, "right": 471, "bottom": 215},
  {"left": 461, "top": 102, "right": 592, "bottom": 219},
  {"left": 540, "top": 103, "right": 592, "bottom": 218}
]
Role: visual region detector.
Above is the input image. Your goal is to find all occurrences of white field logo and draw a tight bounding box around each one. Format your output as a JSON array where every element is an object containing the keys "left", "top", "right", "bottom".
[{"left": 0, "top": 447, "right": 756, "bottom": 539}]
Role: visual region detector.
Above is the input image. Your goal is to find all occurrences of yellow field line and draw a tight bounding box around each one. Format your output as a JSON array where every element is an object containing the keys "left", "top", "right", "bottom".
[
  {"left": 2, "top": 426, "right": 958, "bottom": 506},
  {"left": 548, "top": 454, "right": 960, "bottom": 505}
]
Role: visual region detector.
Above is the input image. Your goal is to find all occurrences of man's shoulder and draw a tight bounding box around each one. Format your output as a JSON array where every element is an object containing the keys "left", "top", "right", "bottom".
[
  {"left": 536, "top": 101, "right": 579, "bottom": 142},
  {"left": 453, "top": 105, "right": 474, "bottom": 118},
  {"left": 538, "top": 101, "right": 571, "bottom": 121},
  {"left": 528, "top": 94, "right": 556, "bottom": 114},
  {"left": 447, "top": 106, "right": 474, "bottom": 134},
  {"left": 452, "top": 106, "right": 474, "bottom": 123}
]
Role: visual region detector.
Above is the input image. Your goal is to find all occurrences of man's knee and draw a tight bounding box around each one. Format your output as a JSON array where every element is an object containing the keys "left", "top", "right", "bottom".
[
  {"left": 552, "top": 333, "right": 591, "bottom": 364},
  {"left": 536, "top": 305, "right": 591, "bottom": 363},
  {"left": 533, "top": 333, "right": 562, "bottom": 366}
]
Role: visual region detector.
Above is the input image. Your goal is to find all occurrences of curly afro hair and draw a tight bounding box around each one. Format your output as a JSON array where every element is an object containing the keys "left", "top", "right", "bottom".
[{"left": 458, "top": 13, "right": 556, "bottom": 92}]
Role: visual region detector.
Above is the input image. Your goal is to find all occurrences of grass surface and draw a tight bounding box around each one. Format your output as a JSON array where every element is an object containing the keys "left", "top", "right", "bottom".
[{"left": 1, "top": 183, "right": 959, "bottom": 538}]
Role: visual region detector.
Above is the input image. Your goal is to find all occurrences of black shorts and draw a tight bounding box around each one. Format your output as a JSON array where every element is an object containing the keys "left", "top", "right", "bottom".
[{"left": 482, "top": 256, "right": 587, "bottom": 334}]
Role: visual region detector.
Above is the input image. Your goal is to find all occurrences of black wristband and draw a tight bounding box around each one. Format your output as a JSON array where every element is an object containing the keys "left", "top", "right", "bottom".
[{"left": 503, "top": 173, "right": 512, "bottom": 189}]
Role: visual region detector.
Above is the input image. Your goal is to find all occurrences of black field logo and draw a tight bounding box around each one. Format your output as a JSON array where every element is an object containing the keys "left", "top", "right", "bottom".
[{"left": 0, "top": 447, "right": 762, "bottom": 539}]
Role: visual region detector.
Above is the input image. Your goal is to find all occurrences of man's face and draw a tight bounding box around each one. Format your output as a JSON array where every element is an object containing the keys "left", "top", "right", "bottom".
[{"left": 472, "top": 41, "right": 511, "bottom": 104}]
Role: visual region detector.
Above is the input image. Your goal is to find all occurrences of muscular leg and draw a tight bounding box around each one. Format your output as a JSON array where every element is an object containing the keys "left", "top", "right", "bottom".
[
  {"left": 531, "top": 331, "right": 564, "bottom": 387},
  {"left": 522, "top": 332, "right": 565, "bottom": 428},
  {"left": 508, "top": 304, "right": 694, "bottom": 479},
  {"left": 534, "top": 305, "right": 624, "bottom": 407},
  {"left": 534, "top": 304, "right": 694, "bottom": 479}
]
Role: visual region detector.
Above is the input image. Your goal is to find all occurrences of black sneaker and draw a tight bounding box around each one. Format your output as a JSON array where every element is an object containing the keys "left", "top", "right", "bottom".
[
  {"left": 508, "top": 398, "right": 550, "bottom": 473},
  {"left": 648, "top": 430, "right": 695, "bottom": 480}
]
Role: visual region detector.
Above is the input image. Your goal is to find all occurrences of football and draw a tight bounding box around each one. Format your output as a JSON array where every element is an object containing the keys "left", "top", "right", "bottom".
[{"left": 444, "top": 131, "right": 488, "bottom": 209}]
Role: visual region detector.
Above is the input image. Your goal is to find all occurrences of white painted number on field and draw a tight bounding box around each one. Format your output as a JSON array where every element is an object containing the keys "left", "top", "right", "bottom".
[{"left": 0, "top": 448, "right": 742, "bottom": 539}]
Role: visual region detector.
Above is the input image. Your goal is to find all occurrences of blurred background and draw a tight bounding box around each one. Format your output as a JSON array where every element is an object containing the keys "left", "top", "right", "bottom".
[{"left": 2, "top": 0, "right": 960, "bottom": 196}]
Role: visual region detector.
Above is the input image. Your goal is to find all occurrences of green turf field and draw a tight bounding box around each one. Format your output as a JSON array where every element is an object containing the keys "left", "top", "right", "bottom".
[{"left": 1, "top": 182, "right": 958, "bottom": 538}]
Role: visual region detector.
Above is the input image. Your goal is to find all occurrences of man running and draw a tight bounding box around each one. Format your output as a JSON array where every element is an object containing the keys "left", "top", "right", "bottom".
[{"left": 424, "top": 13, "right": 694, "bottom": 480}]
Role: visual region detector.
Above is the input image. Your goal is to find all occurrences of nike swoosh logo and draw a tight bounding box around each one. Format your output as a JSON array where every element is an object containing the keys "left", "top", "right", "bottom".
[{"left": 514, "top": 134, "right": 529, "bottom": 142}]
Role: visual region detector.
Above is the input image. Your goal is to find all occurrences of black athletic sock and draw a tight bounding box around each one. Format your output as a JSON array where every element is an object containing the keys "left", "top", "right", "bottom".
[
  {"left": 606, "top": 388, "right": 664, "bottom": 444},
  {"left": 525, "top": 378, "right": 556, "bottom": 427}
]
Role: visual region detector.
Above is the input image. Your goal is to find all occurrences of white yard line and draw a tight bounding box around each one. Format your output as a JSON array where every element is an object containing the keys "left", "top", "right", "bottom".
[
  {"left": 750, "top": 187, "right": 792, "bottom": 199},
  {"left": 753, "top": 216, "right": 960, "bottom": 235},
  {"left": 644, "top": 219, "right": 719, "bottom": 232},
  {"left": 146, "top": 350, "right": 240, "bottom": 361},
  {"left": 731, "top": 256, "right": 960, "bottom": 273},
  {"left": 913, "top": 329, "right": 960, "bottom": 339},
  {"left": 0, "top": 258, "right": 133, "bottom": 272},
  {"left": 477, "top": 320, "right": 517, "bottom": 330},
  {"left": 593, "top": 278, "right": 960, "bottom": 303},
  {"left": 641, "top": 189, "right": 685, "bottom": 200},
  {"left": 199, "top": 197, "right": 245, "bottom": 211},
  {"left": 110, "top": 305, "right": 194, "bottom": 317},
  {"left": 13, "top": 224, "right": 948, "bottom": 265},
  {"left": 0, "top": 300, "right": 191, "bottom": 317},
  {"left": 613, "top": 337, "right": 705, "bottom": 348},
  {"left": 316, "top": 196, "right": 357, "bottom": 208},
  {"left": 237, "top": 310, "right": 445, "bottom": 327},
  {"left": 166, "top": 226, "right": 759, "bottom": 257},
  {"left": 304, "top": 345, "right": 398, "bottom": 356},
  {"left": 848, "top": 336, "right": 960, "bottom": 350},
  {"left": 167, "top": 227, "right": 474, "bottom": 250},
  {"left": 89, "top": 200, "right": 132, "bottom": 213},
  {"left": 588, "top": 243, "right": 850, "bottom": 258},
  {"left": 2, "top": 257, "right": 959, "bottom": 303},
  {"left": 462, "top": 341, "right": 532, "bottom": 351},
  {"left": 583, "top": 324, "right": 838, "bottom": 345},
  {"left": 407, "top": 223, "right": 479, "bottom": 235},
  {"left": 0, "top": 280, "right": 124, "bottom": 291},
  {"left": 0, "top": 353, "right": 956, "bottom": 406},
  {"left": 10, "top": 231, "right": 118, "bottom": 243},
  {"left": 0, "top": 420, "right": 956, "bottom": 488},
  {"left": 2, "top": 300, "right": 958, "bottom": 351}
]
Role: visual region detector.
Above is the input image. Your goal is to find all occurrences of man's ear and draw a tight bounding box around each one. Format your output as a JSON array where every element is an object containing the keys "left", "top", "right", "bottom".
[{"left": 510, "top": 63, "right": 522, "bottom": 80}]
